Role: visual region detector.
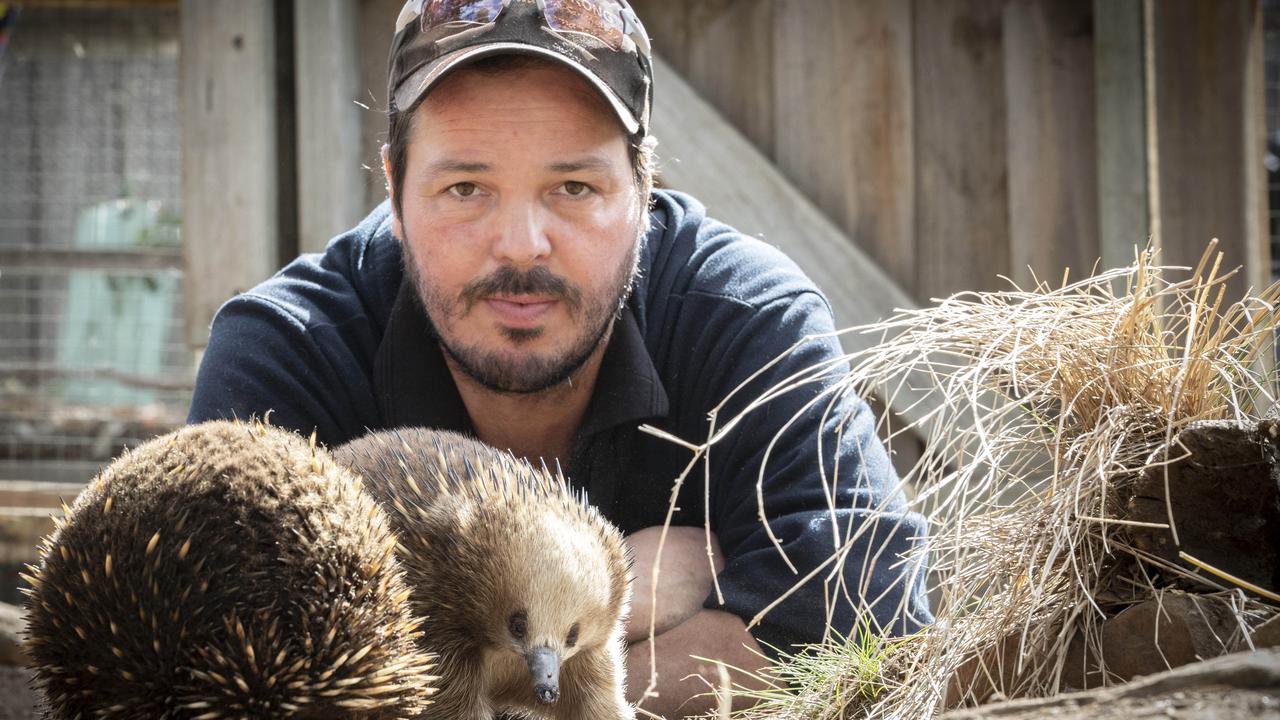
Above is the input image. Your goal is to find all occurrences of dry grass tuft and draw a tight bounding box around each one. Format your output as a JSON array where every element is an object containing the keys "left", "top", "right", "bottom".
[{"left": 678, "top": 244, "right": 1280, "bottom": 719}]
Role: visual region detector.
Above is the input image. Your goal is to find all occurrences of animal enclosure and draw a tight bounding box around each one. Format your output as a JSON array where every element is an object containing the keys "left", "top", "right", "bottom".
[{"left": 0, "top": 2, "right": 1275, "bottom": 715}]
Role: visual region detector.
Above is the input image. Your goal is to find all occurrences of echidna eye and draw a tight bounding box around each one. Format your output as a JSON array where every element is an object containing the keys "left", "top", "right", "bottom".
[
  {"left": 566, "top": 623, "right": 580, "bottom": 648},
  {"left": 508, "top": 611, "right": 528, "bottom": 641}
]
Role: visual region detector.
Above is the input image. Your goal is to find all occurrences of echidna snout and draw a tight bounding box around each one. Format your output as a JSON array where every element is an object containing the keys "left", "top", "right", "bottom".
[{"left": 527, "top": 646, "right": 560, "bottom": 704}]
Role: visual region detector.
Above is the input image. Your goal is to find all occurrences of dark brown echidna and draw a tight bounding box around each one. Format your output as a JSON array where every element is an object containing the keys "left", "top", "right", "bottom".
[
  {"left": 22, "top": 420, "right": 436, "bottom": 719},
  {"left": 334, "top": 429, "right": 634, "bottom": 720}
]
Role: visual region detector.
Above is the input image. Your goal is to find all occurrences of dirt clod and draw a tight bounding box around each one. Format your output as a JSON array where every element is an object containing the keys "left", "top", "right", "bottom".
[{"left": 1125, "top": 420, "right": 1280, "bottom": 594}]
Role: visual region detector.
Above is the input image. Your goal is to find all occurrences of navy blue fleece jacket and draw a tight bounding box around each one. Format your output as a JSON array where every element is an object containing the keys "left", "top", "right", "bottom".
[{"left": 188, "top": 189, "right": 932, "bottom": 652}]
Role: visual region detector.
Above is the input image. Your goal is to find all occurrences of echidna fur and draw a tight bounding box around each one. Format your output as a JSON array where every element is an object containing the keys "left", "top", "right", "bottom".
[
  {"left": 334, "top": 428, "right": 632, "bottom": 720},
  {"left": 22, "top": 420, "right": 436, "bottom": 719}
]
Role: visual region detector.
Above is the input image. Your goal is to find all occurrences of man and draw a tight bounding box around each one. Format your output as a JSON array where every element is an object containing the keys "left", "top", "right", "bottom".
[{"left": 188, "top": 0, "right": 931, "bottom": 716}]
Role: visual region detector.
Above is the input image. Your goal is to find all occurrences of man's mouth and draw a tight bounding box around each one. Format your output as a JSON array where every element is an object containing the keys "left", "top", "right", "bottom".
[{"left": 485, "top": 296, "right": 557, "bottom": 327}]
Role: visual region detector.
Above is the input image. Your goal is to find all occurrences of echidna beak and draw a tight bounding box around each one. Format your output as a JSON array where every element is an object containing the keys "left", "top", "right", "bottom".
[{"left": 526, "top": 646, "right": 560, "bottom": 704}]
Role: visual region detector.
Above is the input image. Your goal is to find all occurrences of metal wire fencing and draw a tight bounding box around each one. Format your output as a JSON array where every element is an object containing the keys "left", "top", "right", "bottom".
[
  {"left": 1268, "top": 0, "right": 1280, "bottom": 278},
  {"left": 0, "top": 4, "right": 191, "bottom": 603}
]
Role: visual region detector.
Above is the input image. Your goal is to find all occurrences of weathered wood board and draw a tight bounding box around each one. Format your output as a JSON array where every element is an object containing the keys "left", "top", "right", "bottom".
[{"left": 180, "top": 0, "right": 279, "bottom": 348}]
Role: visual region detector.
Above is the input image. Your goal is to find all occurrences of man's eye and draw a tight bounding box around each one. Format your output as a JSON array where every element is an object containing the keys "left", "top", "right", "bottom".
[
  {"left": 562, "top": 181, "right": 590, "bottom": 197},
  {"left": 447, "top": 182, "right": 478, "bottom": 198}
]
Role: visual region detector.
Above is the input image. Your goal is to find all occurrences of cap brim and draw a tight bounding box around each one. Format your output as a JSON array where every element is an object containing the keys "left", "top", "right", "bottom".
[{"left": 392, "top": 42, "right": 641, "bottom": 136}]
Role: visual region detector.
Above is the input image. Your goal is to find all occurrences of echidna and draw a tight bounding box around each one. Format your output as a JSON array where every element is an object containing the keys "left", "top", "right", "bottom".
[
  {"left": 22, "top": 419, "right": 435, "bottom": 719},
  {"left": 334, "top": 428, "right": 633, "bottom": 720}
]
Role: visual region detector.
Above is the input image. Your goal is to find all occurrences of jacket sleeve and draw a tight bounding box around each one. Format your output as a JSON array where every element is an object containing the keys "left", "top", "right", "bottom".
[
  {"left": 186, "top": 292, "right": 381, "bottom": 446},
  {"left": 699, "top": 290, "right": 932, "bottom": 655}
]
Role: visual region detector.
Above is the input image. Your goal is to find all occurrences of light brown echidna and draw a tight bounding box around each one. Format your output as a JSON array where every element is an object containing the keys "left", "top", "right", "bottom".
[
  {"left": 334, "top": 428, "right": 634, "bottom": 720},
  {"left": 22, "top": 419, "right": 436, "bottom": 719}
]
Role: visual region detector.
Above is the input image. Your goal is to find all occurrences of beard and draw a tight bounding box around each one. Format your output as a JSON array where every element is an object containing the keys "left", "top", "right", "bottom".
[{"left": 402, "top": 235, "right": 640, "bottom": 395}]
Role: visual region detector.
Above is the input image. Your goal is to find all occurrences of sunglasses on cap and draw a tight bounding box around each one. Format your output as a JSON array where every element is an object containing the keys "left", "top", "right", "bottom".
[
  {"left": 390, "top": 0, "right": 653, "bottom": 135},
  {"left": 398, "top": 0, "right": 652, "bottom": 58}
]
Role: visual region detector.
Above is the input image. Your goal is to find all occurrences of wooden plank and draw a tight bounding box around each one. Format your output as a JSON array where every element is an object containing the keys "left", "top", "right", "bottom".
[
  {"left": 1093, "top": 0, "right": 1150, "bottom": 272},
  {"left": 180, "top": 0, "right": 279, "bottom": 348},
  {"left": 1003, "top": 0, "right": 1099, "bottom": 287},
  {"left": 913, "top": 0, "right": 1010, "bottom": 301},
  {"left": 773, "top": 0, "right": 916, "bottom": 294},
  {"left": 626, "top": 0, "right": 690, "bottom": 71},
  {"left": 1241, "top": 0, "right": 1269, "bottom": 294},
  {"left": 19, "top": 0, "right": 175, "bottom": 6},
  {"left": 0, "top": 246, "right": 181, "bottom": 271},
  {"left": 1150, "top": 0, "right": 1267, "bottom": 298},
  {"left": 0, "top": 362, "right": 194, "bottom": 393},
  {"left": 0, "top": 484, "right": 71, "bottom": 568},
  {"left": 294, "top": 0, "right": 365, "bottom": 253},
  {"left": 356, "top": 0, "right": 403, "bottom": 212},
  {"left": 0, "top": 511, "right": 56, "bottom": 567},
  {"left": 650, "top": 57, "right": 934, "bottom": 430},
  {"left": 0, "top": 482, "right": 85, "bottom": 512},
  {"left": 684, "top": 0, "right": 775, "bottom": 158}
]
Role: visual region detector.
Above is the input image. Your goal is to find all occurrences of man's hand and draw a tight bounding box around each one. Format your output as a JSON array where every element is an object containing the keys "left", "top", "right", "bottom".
[
  {"left": 624, "top": 525, "right": 724, "bottom": 644},
  {"left": 625, "top": 609, "right": 770, "bottom": 718},
  {"left": 623, "top": 526, "right": 770, "bottom": 718}
]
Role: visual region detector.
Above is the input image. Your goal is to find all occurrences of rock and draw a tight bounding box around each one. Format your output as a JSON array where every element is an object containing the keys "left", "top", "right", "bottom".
[
  {"left": 0, "top": 602, "right": 27, "bottom": 667},
  {"left": 1255, "top": 614, "right": 1280, "bottom": 649},
  {"left": 1125, "top": 419, "right": 1280, "bottom": 593},
  {"left": 950, "top": 593, "right": 1266, "bottom": 702},
  {"left": 941, "top": 648, "right": 1280, "bottom": 719},
  {"left": 0, "top": 665, "right": 38, "bottom": 719},
  {"left": 1098, "top": 592, "right": 1239, "bottom": 681},
  {"left": 1059, "top": 592, "right": 1270, "bottom": 689}
]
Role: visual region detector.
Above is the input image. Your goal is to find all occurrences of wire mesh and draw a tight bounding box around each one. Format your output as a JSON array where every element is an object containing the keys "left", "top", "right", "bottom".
[
  {"left": 1268, "top": 0, "right": 1280, "bottom": 278},
  {"left": 0, "top": 4, "right": 190, "bottom": 607}
]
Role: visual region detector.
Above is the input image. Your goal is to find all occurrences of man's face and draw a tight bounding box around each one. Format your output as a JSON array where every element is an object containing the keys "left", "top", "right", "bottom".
[{"left": 386, "top": 61, "right": 643, "bottom": 394}]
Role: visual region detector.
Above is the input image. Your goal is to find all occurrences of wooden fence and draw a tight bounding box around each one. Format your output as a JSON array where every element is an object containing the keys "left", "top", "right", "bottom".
[
  {"left": 176, "top": 0, "right": 1267, "bottom": 338},
  {"left": 629, "top": 0, "right": 1267, "bottom": 305},
  {"left": 2, "top": 0, "right": 1269, "bottom": 590}
]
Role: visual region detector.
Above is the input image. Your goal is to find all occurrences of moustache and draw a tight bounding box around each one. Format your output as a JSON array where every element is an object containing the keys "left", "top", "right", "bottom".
[{"left": 458, "top": 266, "right": 583, "bottom": 313}]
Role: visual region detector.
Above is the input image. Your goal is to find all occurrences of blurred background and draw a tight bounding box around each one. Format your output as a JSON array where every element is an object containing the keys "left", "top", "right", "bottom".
[{"left": 0, "top": 0, "right": 1270, "bottom": 605}]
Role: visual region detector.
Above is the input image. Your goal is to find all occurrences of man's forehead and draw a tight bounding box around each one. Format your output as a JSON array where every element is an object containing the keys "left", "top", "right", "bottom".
[{"left": 418, "top": 155, "right": 619, "bottom": 177}]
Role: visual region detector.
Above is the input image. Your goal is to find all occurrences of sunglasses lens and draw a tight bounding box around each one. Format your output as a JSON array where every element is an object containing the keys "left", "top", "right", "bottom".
[
  {"left": 420, "top": 0, "right": 506, "bottom": 29},
  {"left": 543, "top": 0, "right": 625, "bottom": 50}
]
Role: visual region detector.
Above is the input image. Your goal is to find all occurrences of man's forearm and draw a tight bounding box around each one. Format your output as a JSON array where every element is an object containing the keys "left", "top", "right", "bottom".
[
  {"left": 624, "top": 526, "right": 724, "bottom": 643},
  {"left": 625, "top": 608, "right": 771, "bottom": 719}
]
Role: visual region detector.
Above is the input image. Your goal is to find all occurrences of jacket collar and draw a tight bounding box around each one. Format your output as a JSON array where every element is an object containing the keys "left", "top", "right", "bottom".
[{"left": 373, "top": 276, "right": 669, "bottom": 438}]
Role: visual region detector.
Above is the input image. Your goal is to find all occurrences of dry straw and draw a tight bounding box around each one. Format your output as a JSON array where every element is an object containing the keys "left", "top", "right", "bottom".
[{"left": 661, "top": 243, "right": 1280, "bottom": 719}]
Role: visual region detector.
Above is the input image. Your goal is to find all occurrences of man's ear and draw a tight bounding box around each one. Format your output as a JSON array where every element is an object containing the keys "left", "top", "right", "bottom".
[{"left": 381, "top": 143, "right": 403, "bottom": 240}]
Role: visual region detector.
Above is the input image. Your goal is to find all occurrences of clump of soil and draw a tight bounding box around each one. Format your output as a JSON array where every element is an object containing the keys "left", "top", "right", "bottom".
[{"left": 1124, "top": 418, "right": 1280, "bottom": 593}]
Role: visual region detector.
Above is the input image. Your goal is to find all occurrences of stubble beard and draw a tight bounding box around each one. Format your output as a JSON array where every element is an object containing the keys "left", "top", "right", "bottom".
[{"left": 402, "top": 232, "right": 641, "bottom": 396}]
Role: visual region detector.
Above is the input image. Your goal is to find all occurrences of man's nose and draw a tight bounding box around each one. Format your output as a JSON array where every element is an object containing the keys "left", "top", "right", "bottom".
[{"left": 493, "top": 201, "right": 552, "bottom": 267}]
